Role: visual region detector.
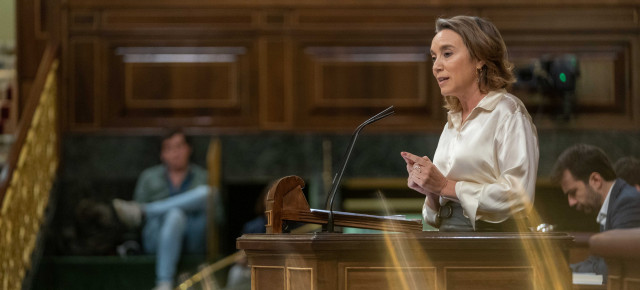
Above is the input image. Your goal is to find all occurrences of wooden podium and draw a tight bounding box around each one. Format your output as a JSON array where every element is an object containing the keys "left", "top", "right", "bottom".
[
  {"left": 237, "top": 232, "right": 573, "bottom": 290},
  {"left": 237, "top": 176, "right": 573, "bottom": 290}
]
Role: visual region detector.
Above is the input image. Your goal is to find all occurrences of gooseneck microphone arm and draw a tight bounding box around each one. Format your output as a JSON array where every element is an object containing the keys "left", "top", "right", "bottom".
[{"left": 324, "top": 106, "right": 395, "bottom": 232}]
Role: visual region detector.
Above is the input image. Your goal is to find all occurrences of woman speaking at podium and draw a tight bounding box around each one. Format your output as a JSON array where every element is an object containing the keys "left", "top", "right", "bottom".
[{"left": 401, "top": 16, "right": 538, "bottom": 232}]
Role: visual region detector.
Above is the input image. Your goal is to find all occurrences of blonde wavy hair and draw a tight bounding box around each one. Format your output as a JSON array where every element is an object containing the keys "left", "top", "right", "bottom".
[{"left": 435, "top": 16, "right": 516, "bottom": 112}]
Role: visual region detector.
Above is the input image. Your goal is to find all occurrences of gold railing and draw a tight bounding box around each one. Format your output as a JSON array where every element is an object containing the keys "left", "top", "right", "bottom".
[{"left": 0, "top": 44, "right": 59, "bottom": 290}]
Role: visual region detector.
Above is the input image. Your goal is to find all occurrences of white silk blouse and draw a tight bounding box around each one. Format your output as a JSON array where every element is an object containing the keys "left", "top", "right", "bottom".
[{"left": 423, "top": 89, "right": 539, "bottom": 229}]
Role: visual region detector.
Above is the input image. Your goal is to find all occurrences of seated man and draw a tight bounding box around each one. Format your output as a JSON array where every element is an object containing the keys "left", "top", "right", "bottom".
[
  {"left": 551, "top": 144, "right": 640, "bottom": 280},
  {"left": 113, "top": 129, "right": 211, "bottom": 290},
  {"left": 614, "top": 156, "right": 640, "bottom": 191}
]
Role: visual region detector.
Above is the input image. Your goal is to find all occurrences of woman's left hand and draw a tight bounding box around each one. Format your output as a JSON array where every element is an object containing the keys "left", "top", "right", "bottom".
[{"left": 401, "top": 151, "right": 452, "bottom": 198}]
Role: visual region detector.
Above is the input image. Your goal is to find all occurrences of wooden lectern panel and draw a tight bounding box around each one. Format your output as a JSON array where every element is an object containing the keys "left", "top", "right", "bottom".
[
  {"left": 237, "top": 232, "right": 573, "bottom": 290},
  {"left": 253, "top": 266, "right": 285, "bottom": 290},
  {"left": 288, "top": 268, "right": 313, "bottom": 290},
  {"left": 444, "top": 267, "right": 533, "bottom": 290},
  {"left": 344, "top": 267, "right": 436, "bottom": 290}
]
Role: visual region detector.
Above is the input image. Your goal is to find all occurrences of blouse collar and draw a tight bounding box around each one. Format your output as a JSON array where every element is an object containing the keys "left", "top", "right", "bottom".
[{"left": 447, "top": 89, "right": 506, "bottom": 129}]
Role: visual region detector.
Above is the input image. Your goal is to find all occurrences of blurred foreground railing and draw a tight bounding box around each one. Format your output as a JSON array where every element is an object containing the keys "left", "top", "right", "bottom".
[{"left": 0, "top": 44, "right": 60, "bottom": 289}]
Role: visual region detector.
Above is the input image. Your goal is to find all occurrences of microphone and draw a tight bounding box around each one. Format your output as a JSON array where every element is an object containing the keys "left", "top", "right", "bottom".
[{"left": 324, "top": 106, "right": 395, "bottom": 232}]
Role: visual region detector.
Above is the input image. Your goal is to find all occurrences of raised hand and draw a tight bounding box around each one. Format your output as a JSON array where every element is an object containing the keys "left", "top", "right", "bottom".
[{"left": 401, "top": 151, "right": 456, "bottom": 202}]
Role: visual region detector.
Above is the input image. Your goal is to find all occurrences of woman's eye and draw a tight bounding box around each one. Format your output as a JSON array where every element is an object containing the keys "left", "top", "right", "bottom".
[
  {"left": 431, "top": 56, "right": 436, "bottom": 62},
  {"left": 444, "top": 52, "right": 452, "bottom": 58}
]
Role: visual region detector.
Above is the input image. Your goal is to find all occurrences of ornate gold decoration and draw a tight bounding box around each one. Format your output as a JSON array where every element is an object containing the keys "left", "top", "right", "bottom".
[{"left": 0, "top": 61, "right": 59, "bottom": 289}]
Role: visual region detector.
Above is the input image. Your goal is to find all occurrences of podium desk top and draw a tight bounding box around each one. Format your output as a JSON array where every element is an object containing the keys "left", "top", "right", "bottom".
[{"left": 237, "top": 231, "right": 574, "bottom": 252}]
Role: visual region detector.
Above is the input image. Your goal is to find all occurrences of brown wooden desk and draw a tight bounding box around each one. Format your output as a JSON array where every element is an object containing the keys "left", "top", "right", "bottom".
[
  {"left": 590, "top": 228, "right": 640, "bottom": 290},
  {"left": 237, "top": 232, "right": 573, "bottom": 290},
  {"left": 570, "top": 232, "right": 598, "bottom": 264}
]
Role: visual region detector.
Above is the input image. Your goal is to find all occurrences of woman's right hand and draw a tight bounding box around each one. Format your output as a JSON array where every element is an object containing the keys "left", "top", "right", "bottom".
[
  {"left": 402, "top": 152, "right": 445, "bottom": 193},
  {"left": 401, "top": 151, "right": 441, "bottom": 210}
]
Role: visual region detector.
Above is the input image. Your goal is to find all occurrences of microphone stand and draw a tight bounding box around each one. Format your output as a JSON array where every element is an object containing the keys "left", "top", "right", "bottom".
[{"left": 324, "top": 106, "right": 395, "bottom": 233}]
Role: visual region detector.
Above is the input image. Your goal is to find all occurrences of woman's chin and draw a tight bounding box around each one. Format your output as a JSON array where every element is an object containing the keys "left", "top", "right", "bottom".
[{"left": 440, "top": 90, "right": 451, "bottom": 97}]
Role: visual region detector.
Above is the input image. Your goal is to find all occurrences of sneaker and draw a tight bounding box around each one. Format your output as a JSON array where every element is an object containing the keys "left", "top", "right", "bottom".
[
  {"left": 116, "top": 240, "right": 142, "bottom": 257},
  {"left": 112, "top": 199, "right": 142, "bottom": 228}
]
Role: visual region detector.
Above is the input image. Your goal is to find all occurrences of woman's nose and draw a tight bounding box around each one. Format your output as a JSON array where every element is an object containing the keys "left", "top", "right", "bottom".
[{"left": 432, "top": 57, "right": 443, "bottom": 72}]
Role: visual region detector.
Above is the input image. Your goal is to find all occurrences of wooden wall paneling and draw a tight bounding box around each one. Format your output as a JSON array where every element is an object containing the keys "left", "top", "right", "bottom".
[
  {"left": 509, "top": 42, "right": 627, "bottom": 111},
  {"left": 33, "top": 0, "right": 51, "bottom": 39},
  {"left": 632, "top": 34, "right": 640, "bottom": 130},
  {"left": 61, "top": 0, "right": 640, "bottom": 7},
  {"left": 16, "top": 0, "right": 60, "bottom": 123},
  {"left": 259, "top": 37, "right": 293, "bottom": 130},
  {"left": 483, "top": 7, "right": 638, "bottom": 32},
  {"left": 293, "top": 36, "right": 438, "bottom": 131},
  {"left": 292, "top": 8, "right": 435, "bottom": 30},
  {"left": 289, "top": 9, "right": 450, "bottom": 132},
  {"left": 53, "top": 3, "right": 640, "bottom": 132},
  {"left": 101, "top": 40, "right": 259, "bottom": 129},
  {"left": 69, "top": 10, "right": 100, "bottom": 32},
  {"left": 260, "top": 9, "right": 291, "bottom": 28},
  {"left": 57, "top": 4, "right": 69, "bottom": 132},
  {"left": 68, "top": 38, "right": 99, "bottom": 129},
  {"left": 485, "top": 5, "right": 640, "bottom": 130},
  {"left": 504, "top": 33, "right": 636, "bottom": 129},
  {"left": 16, "top": 0, "right": 48, "bottom": 118},
  {"left": 100, "top": 9, "right": 256, "bottom": 33}
]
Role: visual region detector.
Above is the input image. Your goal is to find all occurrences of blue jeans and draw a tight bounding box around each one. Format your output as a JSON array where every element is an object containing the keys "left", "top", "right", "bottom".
[{"left": 141, "top": 185, "right": 209, "bottom": 284}]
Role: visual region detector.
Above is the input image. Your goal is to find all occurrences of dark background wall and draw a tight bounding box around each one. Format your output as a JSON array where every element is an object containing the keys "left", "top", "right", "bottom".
[{"left": 47, "top": 130, "right": 640, "bottom": 256}]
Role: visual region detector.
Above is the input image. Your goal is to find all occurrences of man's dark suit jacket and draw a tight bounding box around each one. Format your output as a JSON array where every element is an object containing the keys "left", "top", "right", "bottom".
[
  {"left": 571, "top": 179, "right": 640, "bottom": 278},
  {"left": 604, "top": 179, "right": 640, "bottom": 230}
]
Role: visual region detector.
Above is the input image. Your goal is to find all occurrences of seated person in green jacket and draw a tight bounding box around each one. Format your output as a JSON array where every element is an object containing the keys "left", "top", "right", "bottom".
[{"left": 113, "top": 129, "right": 212, "bottom": 290}]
